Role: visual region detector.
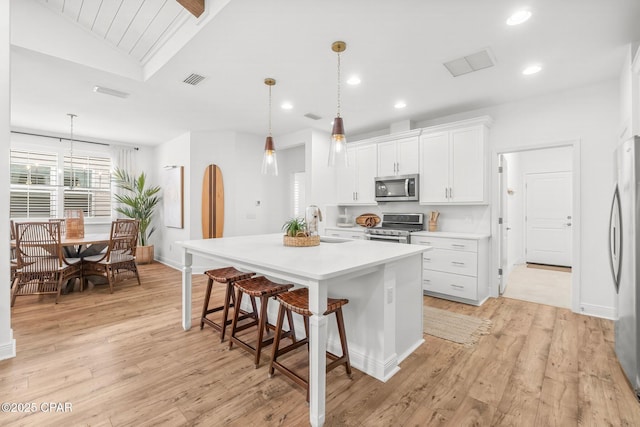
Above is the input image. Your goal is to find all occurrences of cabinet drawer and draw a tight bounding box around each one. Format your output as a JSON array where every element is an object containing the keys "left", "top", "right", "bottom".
[
  {"left": 423, "top": 248, "right": 477, "bottom": 276},
  {"left": 422, "top": 270, "right": 478, "bottom": 300},
  {"left": 413, "top": 236, "right": 477, "bottom": 252}
]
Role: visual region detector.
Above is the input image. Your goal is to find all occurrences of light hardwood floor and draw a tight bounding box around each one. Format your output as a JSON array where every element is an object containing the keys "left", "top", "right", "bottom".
[{"left": 2, "top": 262, "right": 639, "bottom": 426}]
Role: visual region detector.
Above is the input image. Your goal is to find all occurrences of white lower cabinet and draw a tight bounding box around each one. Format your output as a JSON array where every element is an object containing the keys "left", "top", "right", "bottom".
[
  {"left": 412, "top": 234, "right": 490, "bottom": 305},
  {"left": 324, "top": 227, "right": 366, "bottom": 240}
]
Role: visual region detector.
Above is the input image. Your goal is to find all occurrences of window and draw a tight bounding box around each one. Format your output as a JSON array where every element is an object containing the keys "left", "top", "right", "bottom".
[
  {"left": 10, "top": 150, "right": 58, "bottom": 218},
  {"left": 63, "top": 154, "right": 112, "bottom": 217},
  {"left": 9, "top": 148, "right": 112, "bottom": 219},
  {"left": 291, "top": 172, "right": 306, "bottom": 218}
]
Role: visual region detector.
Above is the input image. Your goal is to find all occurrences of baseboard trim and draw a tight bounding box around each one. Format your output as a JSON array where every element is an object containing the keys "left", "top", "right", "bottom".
[
  {"left": 579, "top": 303, "right": 616, "bottom": 320},
  {"left": 0, "top": 329, "right": 16, "bottom": 361}
]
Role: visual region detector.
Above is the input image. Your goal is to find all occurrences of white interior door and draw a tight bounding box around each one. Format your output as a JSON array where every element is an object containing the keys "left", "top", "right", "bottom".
[
  {"left": 499, "top": 155, "right": 509, "bottom": 294},
  {"left": 525, "top": 171, "right": 572, "bottom": 266}
]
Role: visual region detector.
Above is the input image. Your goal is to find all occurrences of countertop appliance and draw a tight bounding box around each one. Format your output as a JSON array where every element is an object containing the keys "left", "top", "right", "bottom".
[
  {"left": 305, "top": 205, "right": 323, "bottom": 236},
  {"left": 375, "top": 174, "right": 419, "bottom": 202},
  {"left": 365, "top": 213, "right": 424, "bottom": 244},
  {"left": 609, "top": 135, "right": 640, "bottom": 401}
]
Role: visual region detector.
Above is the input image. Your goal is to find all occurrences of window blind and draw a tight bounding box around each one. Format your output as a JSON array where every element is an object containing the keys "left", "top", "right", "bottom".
[
  {"left": 10, "top": 150, "right": 58, "bottom": 218},
  {"left": 63, "top": 154, "right": 112, "bottom": 218}
]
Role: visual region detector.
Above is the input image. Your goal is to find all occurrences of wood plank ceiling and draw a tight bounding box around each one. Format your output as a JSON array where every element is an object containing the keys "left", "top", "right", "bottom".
[{"left": 39, "top": 0, "right": 188, "bottom": 63}]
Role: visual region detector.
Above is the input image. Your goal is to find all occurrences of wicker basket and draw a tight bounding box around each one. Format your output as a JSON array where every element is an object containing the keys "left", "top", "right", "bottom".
[{"left": 283, "top": 235, "right": 320, "bottom": 247}]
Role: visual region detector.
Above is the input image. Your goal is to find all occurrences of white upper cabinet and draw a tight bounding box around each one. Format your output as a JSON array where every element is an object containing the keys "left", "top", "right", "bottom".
[
  {"left": 419, "top": 117, "right": 491, "bottom": 204},
  {"left": 377, "top": 136, "right": 419, "bottom": 177},
  {"left": 420, "top": 132, "right": 450, "bottom": 203},
  {"left": 337, "top": 143, "right": 378, "bottom": 205}
]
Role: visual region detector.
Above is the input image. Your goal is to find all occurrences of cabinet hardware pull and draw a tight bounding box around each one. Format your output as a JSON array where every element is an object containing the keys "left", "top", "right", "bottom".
[
  {"left": 424, "top": 258, "right": 431, "bottom": 261},
  {"left": 396, "top": 162, "right": 399, "bottom": 173},
  {"left": 451, "top": 261, "right": 465, "bottom": 266},
  {"left": 449, "top": 187, "right": 453, "bottom": 199},
  {"left": 445, "top": 188, "right": 448, "bottom": 199},
  {"left": 451, "top": 244, "right": 465, "bottom": 248},
  {"left": 450, "top": 284, "right": 464, "bottom": 289},
  {"left": 424, "top": 279, "right": 431, "bottom": 282}
]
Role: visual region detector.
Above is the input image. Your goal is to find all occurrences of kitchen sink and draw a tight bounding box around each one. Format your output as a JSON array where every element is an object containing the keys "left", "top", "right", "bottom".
[{"left": 319, "top": 236, "right": 350, "bottom": 243}]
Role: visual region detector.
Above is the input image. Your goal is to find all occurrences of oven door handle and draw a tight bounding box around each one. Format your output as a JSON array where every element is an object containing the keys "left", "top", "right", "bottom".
[{"left": 366, "top": 234, "right": 407, "bottom": 242}]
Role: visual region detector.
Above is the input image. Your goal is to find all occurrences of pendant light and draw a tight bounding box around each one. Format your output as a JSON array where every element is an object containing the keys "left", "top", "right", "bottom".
[
  {"left": 67, "top": 113, "right": 77, "bottom": 188},
  {"left": 328, "top": 41, "right": 348, "bottom": 167},
  {"left": 261, "top": 78, "right": 278, "bottom": 176}
]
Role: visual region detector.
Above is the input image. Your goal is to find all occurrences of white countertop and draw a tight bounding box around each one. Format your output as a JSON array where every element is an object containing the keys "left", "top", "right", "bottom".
[
  {"left": 411, "top": 231, "right": 491, "bottom": 240},
  {"left": 179, "top": 233, "right": 430, "bottom": 281}
]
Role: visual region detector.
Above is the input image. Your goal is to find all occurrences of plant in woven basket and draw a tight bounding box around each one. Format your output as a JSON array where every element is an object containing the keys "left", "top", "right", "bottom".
[
  {"left": 112, "top": 168, "right": 161, "bottom": 247},
  {"left": 282, "top": 217, "right": 308, "bottom": 237}
]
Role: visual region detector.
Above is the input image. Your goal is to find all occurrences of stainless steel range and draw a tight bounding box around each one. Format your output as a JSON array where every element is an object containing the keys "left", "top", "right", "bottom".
[{"left": 364, "top": 213, "right": 424, "bottom": 244}]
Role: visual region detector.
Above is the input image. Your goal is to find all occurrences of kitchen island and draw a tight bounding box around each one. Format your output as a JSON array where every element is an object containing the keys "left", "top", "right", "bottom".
[{"left": 179, "top": 234, "right": 430, "bottom": 427}]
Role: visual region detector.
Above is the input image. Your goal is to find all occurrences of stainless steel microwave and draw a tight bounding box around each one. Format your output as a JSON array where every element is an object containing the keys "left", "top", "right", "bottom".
[{"left": 375, "top": 174, "right": 419, "bottom": 202}]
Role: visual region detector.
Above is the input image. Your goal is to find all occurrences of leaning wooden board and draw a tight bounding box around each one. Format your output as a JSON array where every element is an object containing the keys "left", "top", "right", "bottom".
[{"left": 202, "top": 164, "right": 224, "bottom": 238}]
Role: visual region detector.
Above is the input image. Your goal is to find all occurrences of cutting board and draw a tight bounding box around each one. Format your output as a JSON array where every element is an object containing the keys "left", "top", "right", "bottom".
[{"left": 202, "top": 164, "right": 224, "bottom": 238}]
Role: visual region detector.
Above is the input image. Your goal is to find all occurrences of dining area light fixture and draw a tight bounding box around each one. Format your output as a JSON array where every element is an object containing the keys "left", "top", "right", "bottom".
[
  {"left": 261, "top": 78, "right": 278, "bottom": 176},
  {"left": 67, "top": 113, "right": 77, "bottom": 188},
  {"left": 328, "top": 41, "right": 348, "bottom": 168}
]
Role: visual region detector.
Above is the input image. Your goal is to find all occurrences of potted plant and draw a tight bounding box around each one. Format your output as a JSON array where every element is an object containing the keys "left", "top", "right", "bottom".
[
  {"left": 112, "top": 168, "right": 161, "bottom": 264},
  {"left": 282, "top": 218, "right": 319, "bottom": 247}
]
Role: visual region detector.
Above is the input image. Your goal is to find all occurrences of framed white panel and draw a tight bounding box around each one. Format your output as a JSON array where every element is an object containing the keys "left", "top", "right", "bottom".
[{"left": 164, "top": 166, "right": 183, "bottom": 228}]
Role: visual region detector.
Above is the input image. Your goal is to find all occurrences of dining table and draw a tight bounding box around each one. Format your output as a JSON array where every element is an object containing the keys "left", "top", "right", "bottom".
[
  {"left": 60, "top": 233, "right": 110, "bottom": 292},
  {"left": 11, "top": 232, "right": 111, "bottom": 293}
]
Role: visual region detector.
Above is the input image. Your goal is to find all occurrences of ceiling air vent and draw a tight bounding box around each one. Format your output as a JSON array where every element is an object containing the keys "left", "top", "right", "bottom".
[
  {"left": 182, "top": 73, "right": 206, "bottom": 85},
  {"left": 304, "top": 113, "right": 322, "bottom": 120},
  {"left": 443, "top": 49, "right": 496, "bottom": 77}
]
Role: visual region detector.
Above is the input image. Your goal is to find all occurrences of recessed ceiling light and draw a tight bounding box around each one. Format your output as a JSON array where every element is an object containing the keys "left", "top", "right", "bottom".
[
  {"left": 506, "top": 10, "right": 532, "bottom": 26},
  {"left": 394, "top": 101, "right": 407, "bottom": 109},
  {"left": 522, "top": 64, "right": 542, "bottom": 75},
  {"left": 281, "top": 102, "right": 293, "bottom": 110},
  {"left": 347, "top": 76, "right": 361, "bottom": 85}
]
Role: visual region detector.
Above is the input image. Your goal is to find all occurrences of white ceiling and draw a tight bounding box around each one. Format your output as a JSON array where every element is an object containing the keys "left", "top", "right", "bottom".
[
  {"left": 10, "top": 0, "right": 640, "bottom": 146},
  {"left": 38, "top": 0, "right": 186, "bottom": 64}
]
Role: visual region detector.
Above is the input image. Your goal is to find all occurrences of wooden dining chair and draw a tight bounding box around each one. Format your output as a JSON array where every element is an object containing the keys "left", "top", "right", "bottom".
[
  {"left": 10, "top": 219, "right": 17, "bottom": 284},
  {"left": 11, "top": 221, "right": 82, "bottom": 306},
  {"left": 82, "top": 219, "right": 141, "bottom": 293}
]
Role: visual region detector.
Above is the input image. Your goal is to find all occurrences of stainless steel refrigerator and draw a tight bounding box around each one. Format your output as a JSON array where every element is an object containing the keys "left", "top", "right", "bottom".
[{"left": 609, "top": 135, "right": 640, "bottom": 400}]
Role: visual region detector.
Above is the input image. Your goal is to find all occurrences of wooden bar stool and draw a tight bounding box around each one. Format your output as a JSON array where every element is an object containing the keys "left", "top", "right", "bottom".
[
  {"left": 268, "top": 287, "right": 352, "bottom": 402},
  {"left": 200, "top": 267, "right": 256, "bottom": 342},
  {"left": 229, "top": 276, "right": 296, "bottom": 368}
]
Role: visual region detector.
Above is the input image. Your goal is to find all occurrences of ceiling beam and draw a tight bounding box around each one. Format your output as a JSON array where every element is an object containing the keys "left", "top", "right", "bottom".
[{"left": 176, "top": 0, "right": 205, "bottom": 18}]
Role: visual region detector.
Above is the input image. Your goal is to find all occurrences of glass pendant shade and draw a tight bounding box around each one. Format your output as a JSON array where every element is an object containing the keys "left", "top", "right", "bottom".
[
  {"left": 328, "top": 117, "right": 348, "bottom": 167},
  {"left": 261, "top": 136, "right": 278, "bottom": 176},
  {"left": 261, "top": 78, "right": 278, "bottom": 176}
]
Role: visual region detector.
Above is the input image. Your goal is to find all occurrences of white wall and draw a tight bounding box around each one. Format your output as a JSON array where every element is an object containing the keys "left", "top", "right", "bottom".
[
  {"left": 414, "top": 80, "right": 619, "bottom": 318},
  {"left": 264, "top": 144, "right": 305, "bottom": 230},
  {"left": 154, "top": 132, "right": 192, "bottom": 267},
  {"left": 0, "top": 0, "right": 15, "bottom": 360},
  {"left": 156, "top": 130, "right": 290, "bottom": 270}
]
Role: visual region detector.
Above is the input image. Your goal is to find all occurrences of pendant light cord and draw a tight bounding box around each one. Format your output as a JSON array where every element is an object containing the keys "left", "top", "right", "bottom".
[
  {"left": 68, "top": 113, "right": 76, "bottom": 188},
  {"left": 268, "top": 84, "right": 272, "bottom": 137},
  {"left": 336, "top": 52, "right": 341, "bottom": 118}
]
